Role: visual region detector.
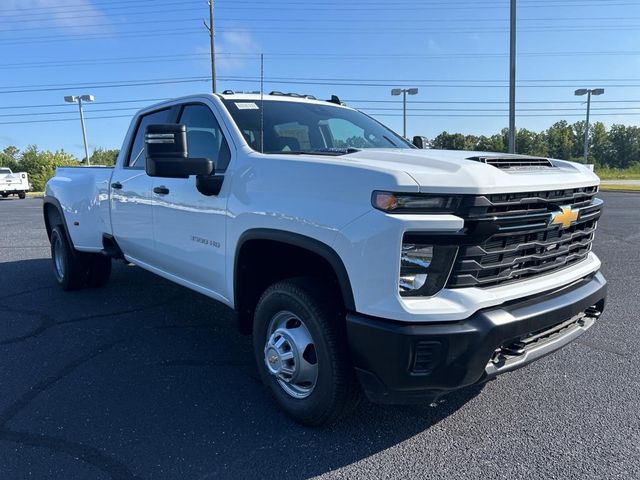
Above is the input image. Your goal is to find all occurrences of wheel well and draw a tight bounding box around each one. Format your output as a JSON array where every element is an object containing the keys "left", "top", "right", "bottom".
[
  {"left": 234, "top": 236, "right": 353, "bottom": 334},
  {"left": 43, "top": 202, "right": 63, "bottom": 240}
]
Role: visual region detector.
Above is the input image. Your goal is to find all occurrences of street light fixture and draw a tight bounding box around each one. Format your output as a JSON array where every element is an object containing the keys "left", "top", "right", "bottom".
[
  {"left": 391, "top": 87, "right": 419, "bottom": 138},
  {"left": 574, "top": 88, "right": 604, "bottom": 163},
  {"left": 64, "top": 94, "right": 94, "bottom": 165}
]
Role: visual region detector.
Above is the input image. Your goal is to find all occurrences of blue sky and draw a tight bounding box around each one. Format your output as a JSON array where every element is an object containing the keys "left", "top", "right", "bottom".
[{"left": 1, "top": 0, "right": 639, "bottom": 158}]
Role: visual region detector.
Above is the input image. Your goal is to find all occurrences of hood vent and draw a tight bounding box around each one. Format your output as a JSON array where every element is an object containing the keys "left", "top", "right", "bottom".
[{"left": 467, "top": 156, "right": 554, "bottom": 169}]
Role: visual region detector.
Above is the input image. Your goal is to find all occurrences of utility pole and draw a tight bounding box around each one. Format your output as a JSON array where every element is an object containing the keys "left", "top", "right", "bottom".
[
  {"left": 204, "top": 0, "right": 216, "bottom": 93},
  {"left": 508, "top": 0, "right": 516, "bottom": 153}
]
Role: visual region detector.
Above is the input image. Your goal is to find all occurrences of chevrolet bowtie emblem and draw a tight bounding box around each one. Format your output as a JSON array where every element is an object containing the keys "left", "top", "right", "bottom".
[{"left": 550, "top": 206, "right": 579, "bottom": 229}]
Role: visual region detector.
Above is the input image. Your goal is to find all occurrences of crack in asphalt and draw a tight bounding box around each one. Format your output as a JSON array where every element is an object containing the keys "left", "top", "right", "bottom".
[
  {"left": 0, "top": 429, "right": 142, "bottom": 480},
  {"left": 0, "top": 295, "right": 183, "bottom": 346},
  {"left": 0, "top": 342, "right": 142, "bottom": 479},
  {"left": 0, "top": 285, "right": 53, "bottom": 302},
  {"left": 158, "top": 359, "right": 252, "bottom": 368},
  {"left": 0, "top": 343, "right": 118, "bottom": 427},
  {"left": 576, "top": 339, "right": 629, "bottom": 358}
]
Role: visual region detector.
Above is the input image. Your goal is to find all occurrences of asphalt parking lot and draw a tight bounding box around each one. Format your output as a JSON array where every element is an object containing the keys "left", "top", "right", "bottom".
[{"left": 0, "top": 193, "right": 638, "bottom": 480}]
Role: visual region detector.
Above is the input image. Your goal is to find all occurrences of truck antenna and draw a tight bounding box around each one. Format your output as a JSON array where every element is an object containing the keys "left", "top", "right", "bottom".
[{"left": 260, "top": 53, "right": 264, "bottom": 154}]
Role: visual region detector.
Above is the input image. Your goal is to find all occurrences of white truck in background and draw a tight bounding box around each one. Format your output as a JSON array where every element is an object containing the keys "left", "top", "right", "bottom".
[
  {"left": 0, "top": 168, "right": 30, "bottom": 199},
  {"left": 44, "top": 92, "right": 607, "bottom": 425}
]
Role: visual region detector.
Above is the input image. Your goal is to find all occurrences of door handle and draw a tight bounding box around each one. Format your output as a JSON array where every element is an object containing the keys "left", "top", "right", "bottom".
[
  {"left": 153, "top": 186, "right": 170, "bottom": 195},
  {"left": 111, "top": 182, "right": 123, "bottom": 190}
]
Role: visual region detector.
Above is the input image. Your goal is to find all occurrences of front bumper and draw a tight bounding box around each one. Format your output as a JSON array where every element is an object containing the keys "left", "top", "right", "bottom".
[{"left": 346, "top": 271, "right": 607, "bottom": 404}]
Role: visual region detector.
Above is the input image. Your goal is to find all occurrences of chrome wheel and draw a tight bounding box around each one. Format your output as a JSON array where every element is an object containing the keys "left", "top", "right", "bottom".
[
  {"left": 264, "top": 311, "right": 318, "bottom": 399},
  {"left": 52, "top": 235, "right": 65, "bottom": 282}
]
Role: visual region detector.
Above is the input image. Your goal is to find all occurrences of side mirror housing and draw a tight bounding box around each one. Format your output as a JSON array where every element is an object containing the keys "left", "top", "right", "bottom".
[
  {"left": 412, "top": 136, "right": 429, "bottom": 149},
  {"left": 145, "top": 124, "right": 214, "bottom": 178}
]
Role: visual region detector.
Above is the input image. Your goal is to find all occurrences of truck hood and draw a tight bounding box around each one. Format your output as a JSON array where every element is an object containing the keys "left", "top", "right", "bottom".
[{"left": 342, "top": 148, "right": 600, "bottom": 194}]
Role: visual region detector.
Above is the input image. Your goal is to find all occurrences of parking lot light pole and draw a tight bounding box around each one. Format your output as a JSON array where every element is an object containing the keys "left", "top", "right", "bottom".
[
  {"left": 391, "top": 88, "right": 419, "bottom": 138},
  {"left": 574, "top": 88, "right": 605, "bottom": 162},
  {"left": 64, "top": 94, "right": 94, "bottom": 165}
]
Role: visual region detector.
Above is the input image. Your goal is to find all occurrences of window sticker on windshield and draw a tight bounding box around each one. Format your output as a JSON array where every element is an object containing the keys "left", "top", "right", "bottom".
[{"left": 235, "top": 102, "right": 259, "bottom": 110}]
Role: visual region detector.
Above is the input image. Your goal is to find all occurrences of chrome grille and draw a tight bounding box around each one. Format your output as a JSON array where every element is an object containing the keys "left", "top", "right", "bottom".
[{"left": 447, "top": 186, "right": 602, "bottom": 288}]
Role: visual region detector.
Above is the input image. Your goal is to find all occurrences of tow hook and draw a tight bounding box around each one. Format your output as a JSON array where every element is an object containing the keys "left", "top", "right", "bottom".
[
  {"left": 501, "top": 341, "right": 526, "bottom": 356},
  {"left": 491, "top": 341, "right": 526, "bottom": 364}
]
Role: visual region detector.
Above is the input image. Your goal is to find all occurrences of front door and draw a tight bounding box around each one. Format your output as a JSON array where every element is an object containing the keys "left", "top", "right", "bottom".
[
  {"left": 150, "top": 103, "right": 232, "bottom": 300},
  {"left": 110, "top": 108, "right": 173, "bottom": 264}
]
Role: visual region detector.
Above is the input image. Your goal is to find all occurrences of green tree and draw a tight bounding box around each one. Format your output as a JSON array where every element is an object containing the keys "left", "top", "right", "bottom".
[
  {"left": 589, "top": 122, "right": 610, "bottom": 166},
  {"left": 546, "top": 121, "right": 574, "bottom": 159},
  {"left": 431, "top": 132, "right": 467, "bottom": 150},
  {"left": 0, "top": 146, "right": 20, "bottom": 171},
  {"left": 607, "top": 124, "right": 640, "bottom": 168},
  {"left": 475, "top": 134, "right": 506, "bottom": 153},
  {"left": 88, "top": 148, "right": 119, "bottom": 166},
  {"left": 18, "top": 145, "right": 78, "bottom": 191}
]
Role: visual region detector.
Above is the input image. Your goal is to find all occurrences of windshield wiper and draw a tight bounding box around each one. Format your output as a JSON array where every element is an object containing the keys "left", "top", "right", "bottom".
[{"left": 274, "top": 147, "right": 360, "bottom": 156}]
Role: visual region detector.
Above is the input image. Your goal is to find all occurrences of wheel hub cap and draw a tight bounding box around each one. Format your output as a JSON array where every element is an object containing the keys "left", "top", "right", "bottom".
[
  {"left": 52, "top": 236, "right": 65, "bottom": 281},
  {"left": 264, "top": 311, "right": 318, "bottom": 399}
]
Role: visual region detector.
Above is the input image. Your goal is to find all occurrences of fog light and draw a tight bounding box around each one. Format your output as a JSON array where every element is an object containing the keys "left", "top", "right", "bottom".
[
  {"left": 399, "top": 238, "right": 458, "bottom": 297},
  {"left": 400, "top": 244, "right": 433, "bottom": 293}
]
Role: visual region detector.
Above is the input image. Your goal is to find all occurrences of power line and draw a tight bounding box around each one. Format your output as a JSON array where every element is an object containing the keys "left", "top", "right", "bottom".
[
  {"left": 0, "top": 6, "right": 205, "bottom": 25},
  {"left": 5, "top": 13, "right": 640, "bottom": 29},
  {"left": 2, "top": 111, "right": 638, "bottom": 127},
  {"left": 0, "top": 0, "right": 187, "bottom": 14},
  {"left": 214, "top": 1, "right": 640, "bottom": 10},
  {"left": 3, "top": 50, "right": 640, "bottom": 71},
  {"left": 359, "top": 107, "right": 640, "bottom": 112},
  {"left": 0, "top": 0, "right": 203, "bottom": 19},
  {"left": 2, "top": 98, "right": 638, "bottom": 113},
  {"left": 0, "top": 0, "right": 621, "bottom": 16},
  {"left": 1, "top": 17, "right": 202, "bottom": 33},
  {"left": 0, "top": 99, "right": 170, "bottom": 110},
  {"left": 0, "top": 77, "right": 210, "bottom": 95},
  {"left": 0, "top": 28, "right": 204, "bottom": 46},
  {"left": 4, "top": 74, "right": 640, "bottom": 95},
  {"left": 3, "top": 25, "right": 639, "bottom": 44},
  {"left": 0, "top": 107, "right": 143, "bottom": 118},
  {"left": 0, "top": 115, "right": 134, "bottom": 126}
]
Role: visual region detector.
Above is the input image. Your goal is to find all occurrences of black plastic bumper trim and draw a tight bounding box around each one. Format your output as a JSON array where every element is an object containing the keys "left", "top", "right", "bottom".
[{"left": 346, "top": 272, "right": 607, "bottom": 404}]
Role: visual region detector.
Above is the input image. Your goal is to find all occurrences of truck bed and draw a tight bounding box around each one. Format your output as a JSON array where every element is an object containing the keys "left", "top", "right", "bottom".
[{"left": 45, "top": 166, "right": 114, "bottom": 251}]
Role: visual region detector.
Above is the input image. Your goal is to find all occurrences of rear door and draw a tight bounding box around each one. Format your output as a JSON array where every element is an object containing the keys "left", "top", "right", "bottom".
[
  {"left": 150, "top": 103, "right": 232, "bottom": 300},
  {"left": 110, "top": 108, "right": 174, "bottom": 264}
]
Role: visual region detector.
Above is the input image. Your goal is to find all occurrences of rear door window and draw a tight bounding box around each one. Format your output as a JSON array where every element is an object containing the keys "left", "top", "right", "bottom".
[{"left": 126, "top": 109, "right": 171, "bottom": 168}]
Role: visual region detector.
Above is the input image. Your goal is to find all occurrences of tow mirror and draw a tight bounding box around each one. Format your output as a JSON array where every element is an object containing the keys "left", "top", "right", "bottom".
[
  {"left": 144, "top": 124, "right": 214, "bottom": 178},
  {"left": 412, "top": 136, "right": 429, "bottom": 149}
]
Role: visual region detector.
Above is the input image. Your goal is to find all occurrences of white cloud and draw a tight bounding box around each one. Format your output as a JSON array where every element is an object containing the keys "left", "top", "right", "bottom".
[
  {"left": 0, "top": 0, "right": 111, "bottom": 35},
  {"left": 194, "top": 31, "right": 260, "bottom": 73}
]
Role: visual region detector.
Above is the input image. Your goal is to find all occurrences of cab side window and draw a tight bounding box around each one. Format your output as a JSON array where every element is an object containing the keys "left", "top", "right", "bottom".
[
  {"left": 126, "top": 109, "right": 171, "bottom": 168},
  {"left": 178, "top": 104, "right": 231, "bottom": 172}
]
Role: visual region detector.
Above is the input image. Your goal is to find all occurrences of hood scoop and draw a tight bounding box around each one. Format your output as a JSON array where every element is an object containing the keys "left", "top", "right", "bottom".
[{"left": 467, "top": 155, "right": 554, "bottom": 170}]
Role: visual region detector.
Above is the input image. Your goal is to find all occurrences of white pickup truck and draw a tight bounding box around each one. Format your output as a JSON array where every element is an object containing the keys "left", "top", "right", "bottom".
[
  {"left": 44, "top": 92, "right": 606, "bottom": 425},
  {"left": 0, "top": 167, "right": 30, "bottom": 199}
]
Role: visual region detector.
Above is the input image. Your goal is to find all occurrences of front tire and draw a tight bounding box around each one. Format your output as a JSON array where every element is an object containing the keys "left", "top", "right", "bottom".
[
  {"left": 253, "top": 278, "right": 360, "bottom": 426},
  {"left": 18, "top": 192, "right": 26, "bottom": 199}
]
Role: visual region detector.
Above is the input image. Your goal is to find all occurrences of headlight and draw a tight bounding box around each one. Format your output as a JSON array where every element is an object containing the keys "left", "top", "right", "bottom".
[
  {"left": 372, "top": 191, "right": 461, "bottom": 214},
  {"left": 399, "top": 238, "right": 458, "bottom": 297}
]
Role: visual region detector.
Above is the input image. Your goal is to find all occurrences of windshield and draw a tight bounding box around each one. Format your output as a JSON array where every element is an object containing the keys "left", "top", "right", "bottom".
[
  {"left": 221, "top": 99, "right": 413, "bottom": 155},
  {"left": 0, "top": 168, "right": 11, "bottom": 174}
]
